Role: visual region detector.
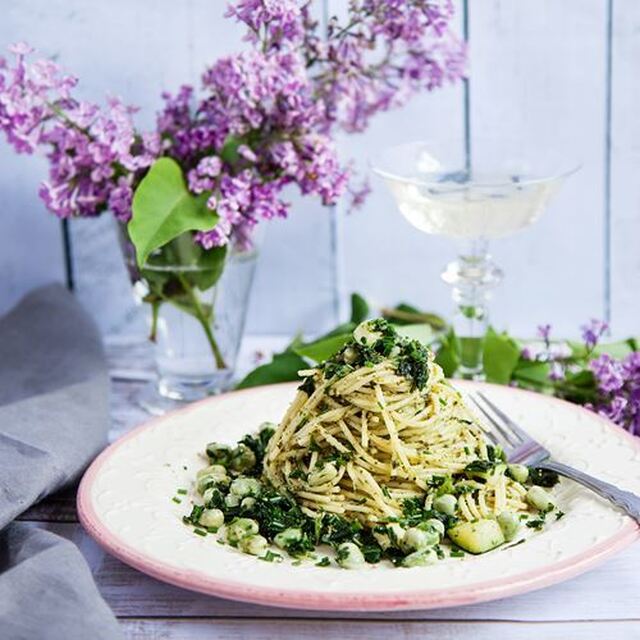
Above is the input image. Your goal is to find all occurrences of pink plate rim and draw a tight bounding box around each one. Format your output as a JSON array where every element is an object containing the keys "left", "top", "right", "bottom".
[{"left": 77, "top": 381, "right": 640, "bottom": 612}]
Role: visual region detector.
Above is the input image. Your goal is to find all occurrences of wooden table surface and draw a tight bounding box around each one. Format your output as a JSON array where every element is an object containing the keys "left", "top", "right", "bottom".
[{"left": 20, "top": 337, "right": 640, "bottom": 639}]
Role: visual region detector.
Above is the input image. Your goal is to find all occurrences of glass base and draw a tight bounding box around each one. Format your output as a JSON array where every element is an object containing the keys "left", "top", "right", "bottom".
[
  {"left": 457, "top": 336, "right": 486, "bottom": 380},
  {"left": 135, "top": 373, "right": 233, "bottom": 416}
]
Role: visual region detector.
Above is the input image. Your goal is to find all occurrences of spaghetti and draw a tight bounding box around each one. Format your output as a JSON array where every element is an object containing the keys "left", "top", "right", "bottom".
[{"left": 264, "top": 321, "right": 529, "bottom": 526}]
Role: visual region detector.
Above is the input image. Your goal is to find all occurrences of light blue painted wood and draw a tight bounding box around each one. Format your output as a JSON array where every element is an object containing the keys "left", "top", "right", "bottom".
[
  {"left": 461, "top": 0, "right": 608, "bottom": 336},
  {"left": 0, "top": 145, "right": 65, "bottom": 315},
  {"left": 610, "top": 1, "right": 640, "bottom": 337}
]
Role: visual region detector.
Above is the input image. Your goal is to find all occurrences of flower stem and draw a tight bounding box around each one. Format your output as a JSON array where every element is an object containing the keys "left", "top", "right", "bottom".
[
  {"left": 175, "top": 272, "right": 227, "bottom": 370},
  {"left": 149, "top": 300, "right": 160, "bottom": 342}
]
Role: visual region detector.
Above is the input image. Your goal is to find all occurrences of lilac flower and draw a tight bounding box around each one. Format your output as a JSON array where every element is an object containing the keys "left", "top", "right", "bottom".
[
  {"left": 0, "top": 45, "right": 157, "bottom": 219},
  {"left": 548, "top": 362, "right": 564, "bottom": 382},
  {"left": 310, "top": 1, "right": 466, "bottom": 133},
  {"left": 521, "top": 346, "right": 535, "bottom": 361},
  {"left": 589, "top": 352, "right": 640, "bottom": 435},
  {"left": 1, "top": 2, "right": 465, "bottom": 248},
  {"left": 347, "top": 179, "right": 372, "bottom": 210},
  {"left": 581, "top": 319, "right": 609, "bottom": 350},
  {"left": 225, "top": 0, "right": 304, "bottom": 48},
  {"left": 536, "top": 324, "right": 552, "bottom": 345}
]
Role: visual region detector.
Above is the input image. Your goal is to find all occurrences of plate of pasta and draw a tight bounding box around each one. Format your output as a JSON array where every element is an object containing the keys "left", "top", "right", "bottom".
[{"left": 78, "top": 320, "right": 640, "bottom": 611}]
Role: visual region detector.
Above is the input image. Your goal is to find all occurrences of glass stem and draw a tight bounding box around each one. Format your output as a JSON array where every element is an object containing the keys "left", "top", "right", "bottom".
[{"left": 442, "top": 238, "right": 503, "bottom": 379}]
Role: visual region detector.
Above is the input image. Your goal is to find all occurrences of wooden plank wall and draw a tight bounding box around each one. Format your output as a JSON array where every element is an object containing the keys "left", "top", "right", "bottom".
[{"left": 1, "top": 0, "right": 637, "bottom": 337}]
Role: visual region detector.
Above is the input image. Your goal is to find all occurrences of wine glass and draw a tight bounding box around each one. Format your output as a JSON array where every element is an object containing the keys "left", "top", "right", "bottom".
[{"left": 373, "top": 140, "right": 578, "bottom": 379}]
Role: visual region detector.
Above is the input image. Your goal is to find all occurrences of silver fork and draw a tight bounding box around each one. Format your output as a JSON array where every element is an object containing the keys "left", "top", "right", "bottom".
[{"left": 468, "top": 391, "right": 640, "bottom": 523}]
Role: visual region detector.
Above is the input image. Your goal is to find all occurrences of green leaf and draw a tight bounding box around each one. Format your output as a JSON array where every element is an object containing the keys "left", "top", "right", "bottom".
[
  {"left": 294, "top": 333, "right": 352, "bottom": 363},
  {"left": 435, "top": 329, "right": 460, "bottom": 377},
  {"left": 235, "top": 351, "right": 308, "bottom": 389},
  {"left": 483, "top": 328, "right": 521, "bottom": 384},
  {"left": 220, "top": 136, "right": 242, "bottom": 164},
  {"left": 318, "top": 322, "right": 356, "bottom": 339},
  {"left": 382, "top": 303, "right": 447, "bottom": 331},
  {"left": 395, "top": 323, "right": 435, "bottom": 345},
  {"left": 557, "top": 369, "right": 597, "bottom": 404},
  {"left": 189, "top": 246, "right": 227, "bottom": 291},
  {"left": 129, "top": 158, "right": 218, "bottom": 267},
  {"left": 593, "top": 339, "right": 639, "bottom": 359},
  {"left": 146, "top": 234, "right": 228, "bottom": 292},
  {"left": 512, "top": 360, "right": 552, "bottom": 390},
  {"left": 349, "top": 293, "right": 369, "bottom": 324}
]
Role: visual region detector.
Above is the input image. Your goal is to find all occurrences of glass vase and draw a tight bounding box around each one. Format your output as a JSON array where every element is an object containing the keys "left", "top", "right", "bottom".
[{"left": 118, "top": 225, "right": 258, "bottom": 414}]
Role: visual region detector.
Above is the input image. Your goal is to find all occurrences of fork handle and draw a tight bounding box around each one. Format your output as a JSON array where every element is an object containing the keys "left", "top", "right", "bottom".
[{"left": 540, "top": 460, "right": 640, "bottom": 523}]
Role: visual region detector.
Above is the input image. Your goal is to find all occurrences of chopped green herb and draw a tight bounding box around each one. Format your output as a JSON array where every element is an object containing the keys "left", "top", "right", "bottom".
[
  {"left": 177, "top": 488, "right": 188, "bottom": 495},
  {"left": 259, "top": 550, "right": 283, "bottom": 563},
  {"left": 449, "top": 548, "right": 465, "bottom": 558},
  {"left": 526, "top": 518, "right": 546, "bottom": 531},
  {"left": 288, "top": 468, "right": 308, "bottom": 481},
  {"left": 529, "top": 467, "right": 560, "bottom": 488},
  {"left": 315, "top": 556, "right": 331, "bottom": 567},
  {"left": 172, "top": 497, "right": 182, "bottom": 504},
  {"left": 194, "top": 528, "right": 207, "bottom": 537},
  {"left": 503, "top": 538, "right": 526, "bottom": 550}
]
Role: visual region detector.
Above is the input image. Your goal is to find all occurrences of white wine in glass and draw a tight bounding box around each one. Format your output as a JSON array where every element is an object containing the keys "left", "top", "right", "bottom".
[{"left": 374, "top": 140, "right": 578, "bottom": 378}]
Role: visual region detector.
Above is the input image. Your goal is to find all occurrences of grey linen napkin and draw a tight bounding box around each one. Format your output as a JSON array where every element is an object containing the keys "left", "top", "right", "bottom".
[{"left": 0, "top": 284, "right": 122, "bottom": 640}]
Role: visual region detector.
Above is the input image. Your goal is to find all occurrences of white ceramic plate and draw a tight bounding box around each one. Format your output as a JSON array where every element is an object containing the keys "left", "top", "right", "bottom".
[{"left": 78, "top": 381, "right": 640, "bottom": 611}]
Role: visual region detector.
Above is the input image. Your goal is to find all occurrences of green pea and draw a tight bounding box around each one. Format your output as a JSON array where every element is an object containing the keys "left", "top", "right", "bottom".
[
  {"left": 198, "top": 508, "right": 224, "bottom": 529},
  {"left": 225, "top": 518, "right": 259, "bottom": 546},
  {"left": 433, "top": 494, "right": 457, "bottom": 516},
  {"left": 507, "top": 464, "right": 529, "bottom": 484},
  {"left": 373, "top": 523, "right": 405, "bottom": 550},
  {"left": 497, "top": 511, "right": 520, "bottom": 541},
  {"left": 274, "top": 528, "right": 303, "bottom": 550},
  {"left": 230, "top": 477, "right": 261, "bottom": 498},
  {"left": 240, "top": 534, "right": 268, "bottom": 556},
  {"left": 241, "top": 497, "right": 256, "bottom": 511},
  {"left": 423, "top": 518, "right": 445, "bottom": 537},
  {"left": 336, "top": 542, "right": 365, "bottom": 569},
  {"left": 401, "top": 527, "right": 439, "bottom": 553},
  {"left": 401, "top": 548, "right": 438, "bottom": 568},
  {"left": 205, "top": 443, "right": 232, "bottom": 466},
  {"left": 526, "top": 486, "right": 556, "bottom": 512},
  {"left": 229, "top": 444, "right": 257, "bottom": 473},
  {"left": 195, "top": 464, "right": 229, "bottom": 494}
]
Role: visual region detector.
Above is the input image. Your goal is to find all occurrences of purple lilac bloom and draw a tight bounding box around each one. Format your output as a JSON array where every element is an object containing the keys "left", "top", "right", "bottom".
[
  {"left": 0, "top": 44, "right": 157, "bottom": 219},
  {"left": 548, "top": 362, "right": 564, "bottom": 382},
  {"left": 581, "top": 319, "right": 609, "bottom": 350},
  {"left": 310, "top": 1, "right": 466, "bottom": 133},
  {"left": 164, "top": 47, "right": 349, "bottom": 246},
  {"left": 536, "top": 324, "right": 552, "bottom": 345},
  {"left": 1, "top": 1, "right": 465, "bottom": 249},
  {"left": 589, "top": 352, "right": 640, "bottom": 435},
  {"left": 225, "top": 0, "right": 305, "bottom": 48},
  {"left": 520, "top": 346, "right": 535, "bottom": 361}
]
